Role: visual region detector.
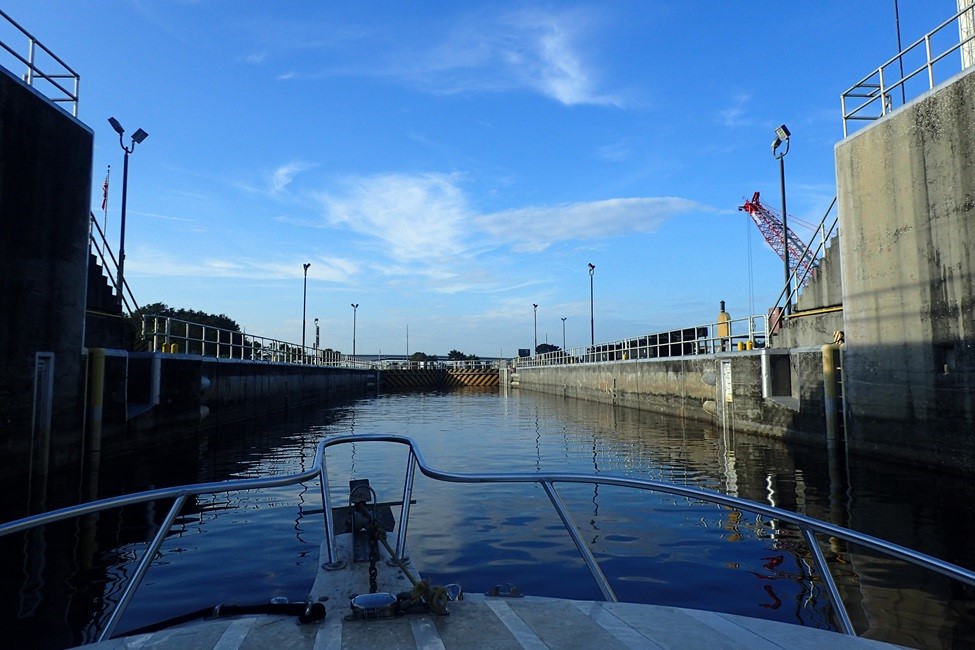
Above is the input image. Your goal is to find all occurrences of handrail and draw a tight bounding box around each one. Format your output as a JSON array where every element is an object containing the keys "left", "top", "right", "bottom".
[
  {"left": 515, "top": 313, "right": 768, "bottom": 369},
  {"left": 89, "top": 212, "right": 140, "bottom": 316},
  {"left": 3, "top": 434, "right": 974, "bottom": 641},
  {"left": 841, "top": 2, "right": 975, "bottom": 136},
  {"left": 0, "top": 9, "right": 80, "bottom": 116},
  {"left": 768, "top": 197, "right": 839, "bottom": 334},
  {"left": 140, "top": 314, "right": 369, "bottom": 369}
]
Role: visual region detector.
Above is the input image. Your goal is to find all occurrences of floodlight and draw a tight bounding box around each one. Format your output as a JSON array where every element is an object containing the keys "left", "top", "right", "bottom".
[
  {"left": 132, "top": 128, "right": 149, "bottom": 144},
  {"left": 108, "top": 117, "right": 124, "bottom": 135}
]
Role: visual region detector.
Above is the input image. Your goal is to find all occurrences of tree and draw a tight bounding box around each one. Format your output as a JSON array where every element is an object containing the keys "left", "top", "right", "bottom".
[
  {"left": 536, "top": 343, "right": 561, "bottom": 354},
  {"left": 448, "top": 349, "right": 479, "bottom": 360}
]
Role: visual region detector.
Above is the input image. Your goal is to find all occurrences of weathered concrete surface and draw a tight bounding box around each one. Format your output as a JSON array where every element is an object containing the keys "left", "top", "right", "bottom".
[
  {"left": 515, "top": 349, "right": 832, "bottom": 446},
  {"left": 835, "top": 66, "right": 975, "bottom": 468},
  {"left": 0, "top": 68, "right": 92, "bottom": 445},
  {"left": 772, "top": 235, "right": 844, "bottom": 349}
]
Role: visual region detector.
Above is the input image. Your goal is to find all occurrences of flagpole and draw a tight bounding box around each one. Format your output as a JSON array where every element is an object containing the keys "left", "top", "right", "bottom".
[{"left": 101, "top": 165, "right": 111, "bottom": 256}]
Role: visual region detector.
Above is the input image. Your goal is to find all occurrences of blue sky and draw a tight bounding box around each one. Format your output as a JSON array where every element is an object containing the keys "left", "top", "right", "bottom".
[{"left": 3, "top": 2, "right": 960, "bottom": 357}]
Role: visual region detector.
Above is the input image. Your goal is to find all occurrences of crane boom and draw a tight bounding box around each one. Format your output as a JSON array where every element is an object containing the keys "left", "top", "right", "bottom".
[{"left": 739, "top": 191, "right": 817, "bottom": 281}]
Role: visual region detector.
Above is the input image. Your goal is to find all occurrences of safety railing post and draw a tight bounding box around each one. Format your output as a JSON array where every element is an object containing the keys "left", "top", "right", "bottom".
[
  {"left": 97, "top": 494, "right": 188, "bottom": 641},
  {"left": 319, "top": 453, "right": 341, "bottom": 568},
  {"left": 25, "top": 38, "right": 35, "bottom": 84},
  {"left": 926, "top": 34, "right": 935, "bottom": 87},
  {"left": 801, "top": 527, "right": 856, "bottom": 635},
  {"left": 394, "top": 450, "right": 417, "bottom": 561}
]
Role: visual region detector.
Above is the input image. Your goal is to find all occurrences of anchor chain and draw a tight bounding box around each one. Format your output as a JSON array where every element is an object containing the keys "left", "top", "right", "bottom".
[
  {"left": 351, "top": 499, "right": 457, "bottom": 615},
  {"left": 368, "top": 532, "right": 380, "bottom": 594}
]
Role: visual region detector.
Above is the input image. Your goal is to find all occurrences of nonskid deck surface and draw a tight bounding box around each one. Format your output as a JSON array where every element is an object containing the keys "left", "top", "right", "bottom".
[
  {"left": 75, "top": 595, "right": 902, "bottom": 649},
  {"left": 72, "top": 537, "right": 903, "bottom": 649}
]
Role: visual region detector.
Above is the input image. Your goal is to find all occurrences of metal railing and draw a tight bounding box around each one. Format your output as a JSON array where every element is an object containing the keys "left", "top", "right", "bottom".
[
  {"left": 141, "top": 314, "right": 370, "bottom": 368},
  {"left": 3, "top": 434, "right": 974, "bottom": 641},
  {"left": 768, "top": 197, "right": 840, "bottom": 334},
  {"left": 515, "top": 314, "right": 768, "bottom": 369},
  {"left": 0, "top": 9, "right": 79, "bottom": 116},
  {"left": 841, "top": 2, "right": 975, "bottom": 136},
  {"left": 89, "top": 213, "right": 140, "bottom": 317}
]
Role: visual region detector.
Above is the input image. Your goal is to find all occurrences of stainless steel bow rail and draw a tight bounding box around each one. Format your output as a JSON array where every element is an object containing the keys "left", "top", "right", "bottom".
[{"left": 3, "top": 434, "right": 974, "bottom": 642}]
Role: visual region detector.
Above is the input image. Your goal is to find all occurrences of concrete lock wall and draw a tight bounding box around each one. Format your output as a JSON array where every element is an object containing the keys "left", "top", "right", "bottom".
[
  {"left": 0, "top": 68, "right": 93, "bottom": 446},
  {"left": 835, "top": 66, "right": 975, "bottom": 468},
  {"left": 515, "top": 349, "right": 832, "bottom": 445},
  {"left": 53, "top": 353, "right": 376, "bottom": 466}
]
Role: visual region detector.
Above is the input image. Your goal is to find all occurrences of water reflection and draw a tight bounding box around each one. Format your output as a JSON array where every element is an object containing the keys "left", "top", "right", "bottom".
[{"left": 2, "top": 388, "right": 974, "bottom": 647}]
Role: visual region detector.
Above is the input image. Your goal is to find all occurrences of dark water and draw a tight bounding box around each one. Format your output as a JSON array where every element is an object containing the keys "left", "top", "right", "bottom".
[{"left": 2, "top": 388, "right": 974, "bottom": 649}]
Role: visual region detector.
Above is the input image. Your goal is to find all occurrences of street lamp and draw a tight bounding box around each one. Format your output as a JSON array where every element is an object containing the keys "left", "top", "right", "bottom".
[
  {"left": 107, "top": 117, "right": 148, "bottom": 302},
  {"left": 302, "top": 263, "right": 311, "bottom": 354},
  {"left": 533, "top": 304, "right": 538, "bottom": 354},
  {"left": 561, "top": 317, "right": 567, "bottom": 352},
  {"left": 588, "top": 263, "right": 596, "bottom": 346},
  {"left": 772, "top": 124, "right": 791, "bottom": 315},
  {"left": 351, "top": 303, "right": 359, "bottom": 359}
]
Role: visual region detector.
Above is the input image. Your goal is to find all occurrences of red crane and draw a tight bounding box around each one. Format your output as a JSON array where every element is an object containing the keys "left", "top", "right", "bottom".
[{"left": 738, "top": 191, "right": 817, "bottom": 281}]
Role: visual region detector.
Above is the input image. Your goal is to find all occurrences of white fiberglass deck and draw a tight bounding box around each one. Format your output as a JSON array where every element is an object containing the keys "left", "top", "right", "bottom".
[
  {"left": 75, "top": 597, "right": 901, "bottom": 650},
  {"left": 75, "top": 540, "right": 900, "bottom": 650}
]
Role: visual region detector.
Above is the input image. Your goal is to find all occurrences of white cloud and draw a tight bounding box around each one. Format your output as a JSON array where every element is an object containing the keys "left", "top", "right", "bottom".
[
  {"left": 316, "top": 173, "right": 708, "bottom": 262},
  {"left": 719, "top": 93, "right": 752, "bottom": 127},
  {"left": 241, "top": 52, "right": 266, "bottom": 65},
  {"left": 275, "top": 8, "right": 622, "bottom": 107},
  {"left": 128, "top": 245, "right": 357, "bottom": 282},
  {"left": 271, "top": 161, "right": 314, "bottom": 193},
  {"left": 476, "top": 197, "right": 708, "bottom": 253},
  {"left": 316, "top": 172, "right": 471, "bottom": 262}
]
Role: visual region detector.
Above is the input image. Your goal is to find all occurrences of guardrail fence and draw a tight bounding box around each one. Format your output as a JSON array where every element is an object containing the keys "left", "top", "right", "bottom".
[
  {"left": 0, "top": 9, "right": 79, "bottom": 116},
  {"left": 842, "top": 2, "right": 975, "bottom": 136}
]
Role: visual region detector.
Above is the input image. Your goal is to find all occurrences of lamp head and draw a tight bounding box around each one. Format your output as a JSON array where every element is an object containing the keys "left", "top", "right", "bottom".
[
  {"left": 588, "top": 262, "right": 595, "bottom": 275},
  {"left": 131, "top": 128, "right": 149, "bottom": 144},
  {"left": 108, "top": 117, "right": 124, "bottom": 135},
  {"left": 533, "top": 303, "right": 538, "bottom": 309},
  {"left": 772, "top": 124, "right": 790, "bottom": 154},
  {"left": 303, "top": 262, "right": 311, "bottom": 272},
  {"left": 351, "top": 303, "right": 358, "bottom": 309}
]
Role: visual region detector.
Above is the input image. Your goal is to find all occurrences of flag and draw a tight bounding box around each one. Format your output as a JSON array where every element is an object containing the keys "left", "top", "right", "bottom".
[{"left": 101, "top": 166, "right": 110, "bottom": 211}]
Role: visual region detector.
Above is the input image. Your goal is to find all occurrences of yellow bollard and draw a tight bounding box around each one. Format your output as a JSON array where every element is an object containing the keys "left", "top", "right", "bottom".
[
  {"left": 737, "top": 341, "right": 745, "bottom": 351},
  {"left": 746, "top": 340, "right": 754, "bottom": 350}
]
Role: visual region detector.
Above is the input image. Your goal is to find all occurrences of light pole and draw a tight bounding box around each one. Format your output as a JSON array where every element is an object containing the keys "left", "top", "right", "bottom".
[
  {"left": 302, "top": 263, "right": 311, "bottom": 354},
  {"left": 351, "top": 303, "right": 359, "bottom": 359},
  {"left": 107, "top": 117, "right": 148, "bottom": 302},
  {"left": 561, "top": 317, "right": 567, "bottom": 352},
  {"left": 772, "top": 124, "right": 791, "bottom": 315},
  {"left": 533, "top": 303, "right": 538, "bottom": 355},
  {"left": 314, "top": 317, "right": 320, "bottom": 350},
  {"left": 588, "top": 263, "right": 596, "bottom": 346}
]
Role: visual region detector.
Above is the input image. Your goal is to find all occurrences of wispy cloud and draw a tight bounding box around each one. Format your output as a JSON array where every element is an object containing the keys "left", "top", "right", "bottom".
[
  {"left": 411, "top": 8, "right": 621, "bottom": 107},
  {"left": 476, "top": 197, "right": 709, "bottom": 253},
  {"left": 271, "top": 161, "right": 314, "bottom": 193},
  {"left": 269, "top": 8, "right": 621, "bottom": 107},
  {"left": 129, "top": 245, "right": 357, "bottom": 282},
  {"left": 595, "top": 139, "right": 632, "bottom": 162},
  {"left": 719, "top": 93, "right": 752, "bottom": 127},
  {"left": 240, "top": 52, "right": 266, "bottom": 65},
  {"left": 316, "top": 172, "right": 470, "bottom": 262},
  {"left": 316, "top": 173, "right": 708, "bottom": 261}
]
